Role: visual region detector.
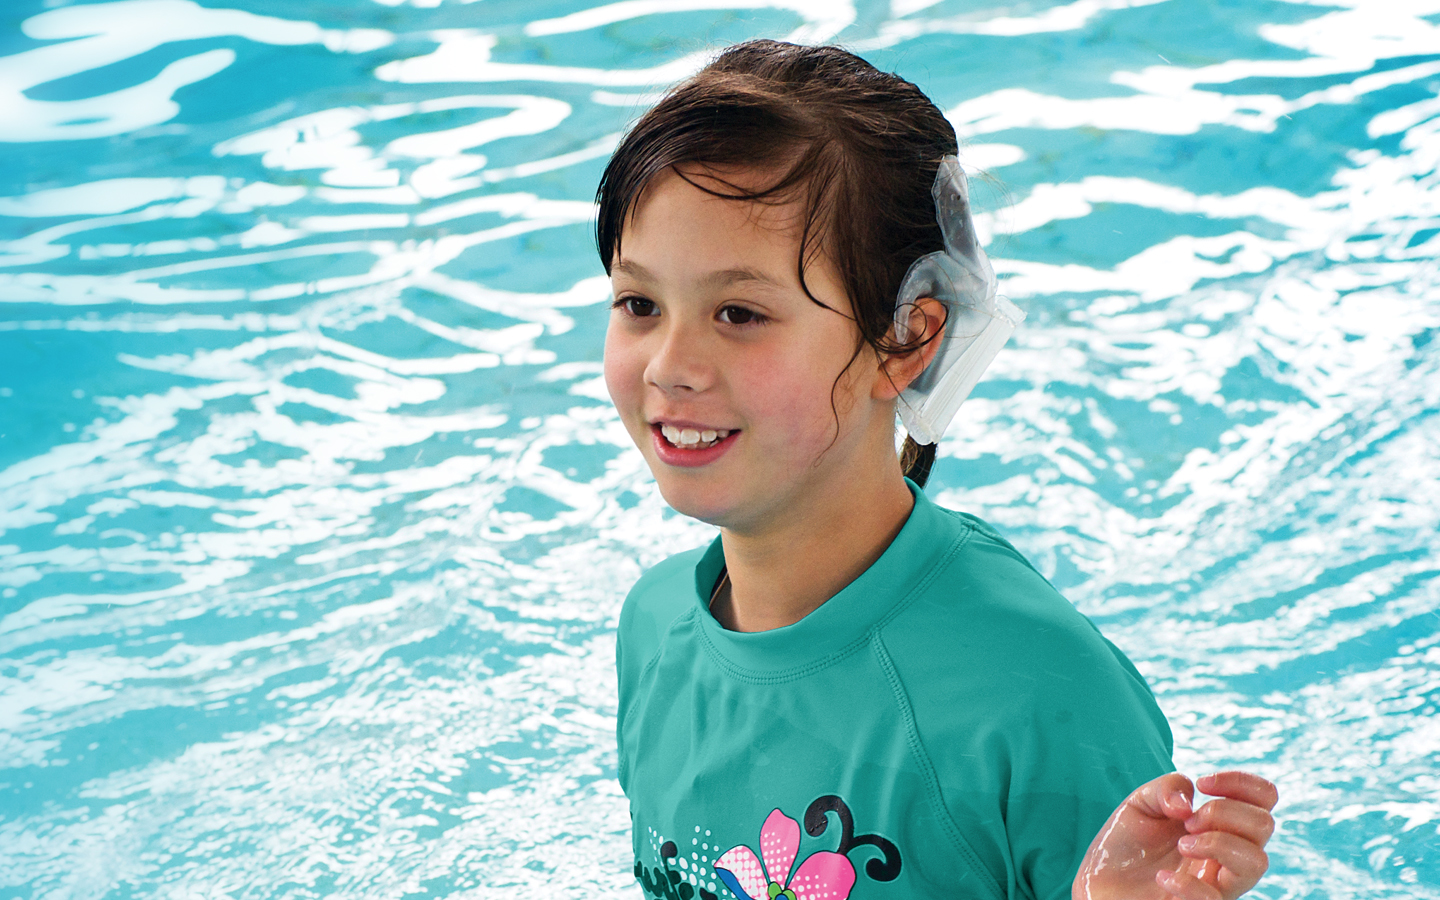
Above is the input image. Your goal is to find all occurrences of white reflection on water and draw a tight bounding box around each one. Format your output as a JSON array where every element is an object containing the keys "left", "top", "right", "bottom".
[
  {"left": 0, "top": 0, "right": 391, "bottom": 143},
  {"left": 2, "top": 0, "right": 1439, "bottom": 897}
]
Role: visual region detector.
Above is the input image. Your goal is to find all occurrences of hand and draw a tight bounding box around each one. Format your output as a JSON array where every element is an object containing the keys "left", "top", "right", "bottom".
[{"left": 1072, "top": 771, "right": 1279, "bottom": 900}]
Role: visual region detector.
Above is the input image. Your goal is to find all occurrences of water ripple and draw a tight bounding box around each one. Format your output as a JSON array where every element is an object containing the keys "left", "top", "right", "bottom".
[{"left": 2, "top": 0, "right": 1439, "bottom": 896}]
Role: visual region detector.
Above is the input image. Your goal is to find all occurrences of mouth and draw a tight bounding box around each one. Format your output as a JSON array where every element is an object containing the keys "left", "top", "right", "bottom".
[{"left": 655, "top": 423, "right": 735, "bottom": 451}]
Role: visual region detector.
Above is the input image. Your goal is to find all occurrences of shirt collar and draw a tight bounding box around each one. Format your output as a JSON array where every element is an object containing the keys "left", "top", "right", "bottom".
[{"left": 689, "top": 479, "right": 956, "bottom": 677}]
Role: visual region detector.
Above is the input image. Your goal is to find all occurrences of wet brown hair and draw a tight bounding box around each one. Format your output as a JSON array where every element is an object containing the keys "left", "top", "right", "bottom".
[{"left": 595, "top": 39, "right": 957, "bottom": 487}]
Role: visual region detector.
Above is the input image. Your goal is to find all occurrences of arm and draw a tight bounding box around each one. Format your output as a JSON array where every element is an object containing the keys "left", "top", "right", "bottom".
[{"left": 1072, "top": 771, "right": 1279, "bottom": 900}]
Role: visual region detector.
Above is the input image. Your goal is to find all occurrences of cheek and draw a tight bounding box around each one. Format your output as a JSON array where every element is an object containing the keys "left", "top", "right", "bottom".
[
  {"left": 602, "top": 325, "right": 643, "bottom": 413},
  {"left": 735, "top": 354, "right": 843, "bottom": 442}
]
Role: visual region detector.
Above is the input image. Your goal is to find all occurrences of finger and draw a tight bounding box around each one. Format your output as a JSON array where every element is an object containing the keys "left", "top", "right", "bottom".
[
  {"left": 1156, "top": 868, "right": 1222, "bottom": 900},
  {"left": 1181, "top": 856, "right": 1221, "bottom": 886},
  {"left": 1185, "top": 797, "right": 1276, "bottom": 846},
  {"left": 1129, "top": 772, "right": 1196, "bottom": 821},
  {"left": 1177, "top": 830, "right": 1270, "bottom": 888},
  {"left": 1196, "top": 771, "right": 1279, "bottom": 812}
]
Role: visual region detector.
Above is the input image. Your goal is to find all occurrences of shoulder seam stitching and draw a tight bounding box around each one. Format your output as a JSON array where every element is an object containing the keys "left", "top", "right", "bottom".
[
  {"left": 873, "top": 517, "right": 974, "bottom": 631},
  {"left": 873, "top": 630, "right": 1007, "bottom": 900}
]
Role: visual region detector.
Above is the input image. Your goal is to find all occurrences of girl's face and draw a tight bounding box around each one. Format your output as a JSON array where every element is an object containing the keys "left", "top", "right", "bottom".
[{"left": 603, "top": 167, "right": 897, "bottom": 534}]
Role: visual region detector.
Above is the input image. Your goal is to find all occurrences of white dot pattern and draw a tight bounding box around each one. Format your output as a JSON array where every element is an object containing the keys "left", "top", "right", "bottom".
[
  {"left": 787, "top": 851, "right": 857, "bottom": 900},
  {"left": 759, "top": 809, "right": 800, "bottom": 888},
  {"left": 715, "top": 845, "right": 767, "bottom": 900},
  {"left": 671, "top": 813, "right": 859, "bottom": 900}
]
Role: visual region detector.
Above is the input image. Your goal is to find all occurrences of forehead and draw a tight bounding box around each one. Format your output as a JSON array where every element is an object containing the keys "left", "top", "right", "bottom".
[{"left": 615, "top": 167, "right": 815, "bottom": 283}]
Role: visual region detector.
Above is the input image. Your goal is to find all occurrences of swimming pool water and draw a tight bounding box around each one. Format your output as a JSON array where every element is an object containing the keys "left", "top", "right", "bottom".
[{"left": 1, "top": 0, "right": 1438, "bottom": 897}]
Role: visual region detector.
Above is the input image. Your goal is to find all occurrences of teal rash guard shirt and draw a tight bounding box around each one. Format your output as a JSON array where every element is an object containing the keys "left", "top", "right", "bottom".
[{"left": 616, "top": 484, "right": 1174, "bottom": 900}]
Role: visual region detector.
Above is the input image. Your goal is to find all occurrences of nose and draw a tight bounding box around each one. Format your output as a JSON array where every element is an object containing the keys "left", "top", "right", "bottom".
[{"left": 645, "top": 318, "right": 714, "bottom": 395}]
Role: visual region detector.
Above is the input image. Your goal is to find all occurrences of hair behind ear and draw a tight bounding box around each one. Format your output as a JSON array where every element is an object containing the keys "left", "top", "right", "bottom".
[{"left": 900, "top": 437, "right": 936, "bottom": 487}]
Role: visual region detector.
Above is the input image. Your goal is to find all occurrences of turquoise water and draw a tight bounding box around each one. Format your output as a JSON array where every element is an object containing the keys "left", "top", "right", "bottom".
[{"left": 1, "top": 0, "right": 1438, "bottom": 896}]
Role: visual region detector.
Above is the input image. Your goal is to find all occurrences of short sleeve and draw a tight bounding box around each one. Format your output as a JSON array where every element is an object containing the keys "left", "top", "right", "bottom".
[
  {"left": 1003, "top": 631, "right": 1174, "bottom": 900},
  {"left": 884, "top": 516, "right": 1174, "bottom": 900}
]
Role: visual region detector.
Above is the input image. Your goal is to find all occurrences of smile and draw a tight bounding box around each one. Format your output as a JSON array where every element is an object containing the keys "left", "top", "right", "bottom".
[
  {"left": 649, "top": 422, "right": 741, "bottom": 468},
  {"left": 659, "top": 423, "right": 733, "bottom": 450}
]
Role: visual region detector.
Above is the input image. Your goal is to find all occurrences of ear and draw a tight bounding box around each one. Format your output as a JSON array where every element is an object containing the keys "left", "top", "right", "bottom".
[{"left": 874, "top": 296, "right": 946, "bottom": 400}]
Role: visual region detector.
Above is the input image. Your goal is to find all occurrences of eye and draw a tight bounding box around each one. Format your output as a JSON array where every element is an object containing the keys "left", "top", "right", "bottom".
[
  {"left": 718, "top": 305, "right": 766, "bottom": 326},
  {"left": 613, "top": 295, "right": 658, "bottom": 318}
]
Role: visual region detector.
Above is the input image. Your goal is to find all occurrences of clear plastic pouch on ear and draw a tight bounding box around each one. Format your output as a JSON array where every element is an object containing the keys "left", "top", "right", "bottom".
[{"left": 894, "top": 156, "right": 1024, "bottom": 446}]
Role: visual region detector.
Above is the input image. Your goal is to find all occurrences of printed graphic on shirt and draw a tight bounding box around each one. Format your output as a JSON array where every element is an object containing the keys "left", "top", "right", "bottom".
[{"left": 634, "top": 794, "right": 902, "bottom": 900}]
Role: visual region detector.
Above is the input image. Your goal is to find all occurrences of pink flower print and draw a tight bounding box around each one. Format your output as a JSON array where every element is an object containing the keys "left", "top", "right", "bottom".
[{"left": 715, "top": 809, "right": 857, "bottom": 900}]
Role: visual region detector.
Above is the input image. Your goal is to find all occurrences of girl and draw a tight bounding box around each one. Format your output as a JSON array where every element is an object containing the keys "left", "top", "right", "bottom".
[{"left": 599, "top": 41, "right": 1277, "bottom": 900}]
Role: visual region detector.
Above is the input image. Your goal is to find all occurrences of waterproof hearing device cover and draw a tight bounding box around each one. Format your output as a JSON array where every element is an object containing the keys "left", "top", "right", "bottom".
[{"left": 894, "top": 155, "right": 1024, "bottom": 445}]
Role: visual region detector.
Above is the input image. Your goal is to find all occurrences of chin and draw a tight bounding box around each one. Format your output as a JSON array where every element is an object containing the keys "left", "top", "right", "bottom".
[
  {"left": 654, "top": 484, "right": 730, "bottom": 527},
  {"left": 651, "top": 477, "right": 751, "bottom": 529}
]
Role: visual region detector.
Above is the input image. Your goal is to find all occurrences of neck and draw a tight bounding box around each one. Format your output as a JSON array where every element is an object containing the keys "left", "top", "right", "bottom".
[{"left": 711, "top": 464, "right": 916, "bottom": 633}]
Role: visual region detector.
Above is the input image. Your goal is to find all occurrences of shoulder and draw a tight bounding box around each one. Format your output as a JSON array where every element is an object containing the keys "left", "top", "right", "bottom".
[
  {"left": 881, "top": 505, "right": 1172, "bottom": 897},
  {"left": 895, "top": 506, "right": 1081, "bottom": 637},
  {"left": 620, "top": 547, "right": 704, "bottom": 632},
  {"left": 616, "top": 546, "right": 706, "bottom": 686},
  {"left": 884, "top": 504, "right": 1171, "bottom": 750}
]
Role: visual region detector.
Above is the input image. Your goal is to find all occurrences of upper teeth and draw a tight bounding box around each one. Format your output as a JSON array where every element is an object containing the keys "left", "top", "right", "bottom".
[{"left": 661, "top": 424, "right": 731, "bottom": 447}]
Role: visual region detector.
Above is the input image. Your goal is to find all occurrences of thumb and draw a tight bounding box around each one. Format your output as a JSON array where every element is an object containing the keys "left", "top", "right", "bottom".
[{"left": 1127, "top": 772, "right": 1196, "bottom": 822}]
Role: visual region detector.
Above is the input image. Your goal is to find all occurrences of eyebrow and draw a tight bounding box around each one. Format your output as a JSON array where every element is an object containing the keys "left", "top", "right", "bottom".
[{"left": 611, "top": 259, "right": 787, "bottom": 290}]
